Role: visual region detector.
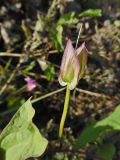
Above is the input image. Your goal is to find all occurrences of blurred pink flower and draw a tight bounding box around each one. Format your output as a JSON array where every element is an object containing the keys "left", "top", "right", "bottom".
[
  {"left": 58, "top": 39, "right": 88, "bottom": 90},
  {"left": 24, "top": 77, "right": 37, "bottom": 91}
]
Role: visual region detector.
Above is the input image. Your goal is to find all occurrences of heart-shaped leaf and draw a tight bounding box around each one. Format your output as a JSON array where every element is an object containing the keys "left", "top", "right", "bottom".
[{"left": 0, "top": 99, "right": 48, "bottom": 160}]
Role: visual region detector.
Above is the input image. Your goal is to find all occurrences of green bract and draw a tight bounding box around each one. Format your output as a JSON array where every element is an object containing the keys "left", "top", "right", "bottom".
[
  {"left": 0, "top": 99, "right": 48, "bottom": 160},
  {"left": 58, "top": 39, "right": 88, "bottom": 90}
]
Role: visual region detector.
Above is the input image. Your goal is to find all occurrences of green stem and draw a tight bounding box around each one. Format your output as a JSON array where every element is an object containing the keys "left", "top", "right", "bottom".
[
  {"left": 59, "top": 84, "right": 70, "bottom": 138},
  {"left": 32, "top": 87, "right": 65, "bottom": 104}
]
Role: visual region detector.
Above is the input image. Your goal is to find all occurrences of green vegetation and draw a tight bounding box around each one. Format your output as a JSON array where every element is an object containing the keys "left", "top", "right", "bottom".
[{"left": 0, "top": 0, "right": 120, "bottom": 159}]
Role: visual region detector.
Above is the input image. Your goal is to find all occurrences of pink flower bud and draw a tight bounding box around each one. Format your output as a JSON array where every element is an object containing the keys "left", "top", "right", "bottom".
[
  {"left": 58, "top": 39, "right": 88, "bottom": 90},
  {"left": 24, "top": 77, "right": 37, "bottom": 91}
]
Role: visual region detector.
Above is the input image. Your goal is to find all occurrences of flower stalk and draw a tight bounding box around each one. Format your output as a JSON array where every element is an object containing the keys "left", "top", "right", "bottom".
[{"left": 59, "top": 84, "right": 70, "bottom": 138}]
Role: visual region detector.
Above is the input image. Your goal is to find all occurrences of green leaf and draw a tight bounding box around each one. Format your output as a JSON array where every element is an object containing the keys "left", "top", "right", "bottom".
[
  {"left": 57, "top": 12, "right": 78, "bottom": 26},
  {"left": 80, "top": 9, "right": 102, "bottom": 17},
  {"left": 0, "top": 99, "right": 48, "bottom": 160},
  {"left": 50, "top": 12, "right": 78, "bottom": 51},
  {"left": 44, "top": 63, "right": 55, "bottom": 81},
  {"left": 76, "top": 104, "right": 120, "bottom": 148},
  {"left": 76, "top": 124, "right": 110, "bottom": 148},
  {"left": 96, "top": 143, "right": 116, "bottom": 160},
  {"left": 6, "top": 96, "right": 25, "bottom": 108},
  {"left": 23, "top": 61, "right": 36, "bottom": 74},
  {"left": 49, "top": 25, "right": 64, "bottom": 51}
]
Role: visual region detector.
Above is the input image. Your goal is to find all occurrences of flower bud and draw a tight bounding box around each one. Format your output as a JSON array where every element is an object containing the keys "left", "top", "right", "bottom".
[
  {"left": 58, "top": 39, "right": 88, "bottom": 90},
  {"left": 24, "top": 77, "right": 37, "bottom": 91}
]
